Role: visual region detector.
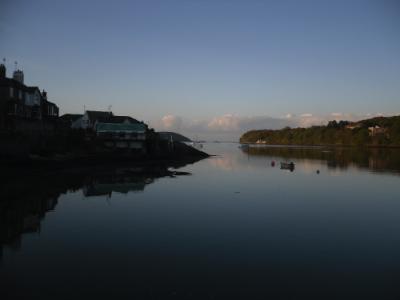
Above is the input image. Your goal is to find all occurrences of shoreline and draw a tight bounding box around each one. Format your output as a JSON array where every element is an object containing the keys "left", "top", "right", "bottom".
[
  {"left": 239, "top": 143, "right": 400, "bottom": 149},
  {"left": 0, "top": 141, "right": 210, "bottom": 171},
  {"left": 0, "top": 153, "right": 209, "bottom": 172}
]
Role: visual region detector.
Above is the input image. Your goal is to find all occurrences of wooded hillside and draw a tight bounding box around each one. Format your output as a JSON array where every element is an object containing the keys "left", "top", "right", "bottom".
[{"left": 239, "top": 116, "right": 400, "bottom": 146}]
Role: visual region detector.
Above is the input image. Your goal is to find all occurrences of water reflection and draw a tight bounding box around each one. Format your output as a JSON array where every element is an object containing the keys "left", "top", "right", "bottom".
[
  {"left": 82, "top": 168, "right": 155, "bottom": 197},
  {"left": 240, "top": 145, "right": 400, "bottom": 175},
  {"left": 2, "top": 144, "right": 400, "bottom": 299},
  {"left": 0, "top": 164, "right": 191, "bottom": 257},
  {"left": 0, "top": 193, "right": 58, "bottom": 256}
]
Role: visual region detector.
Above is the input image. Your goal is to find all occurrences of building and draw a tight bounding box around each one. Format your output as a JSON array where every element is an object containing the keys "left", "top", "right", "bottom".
[
  {"left": 41, "top": 90, "right": 59, "bottom": 120},
  {"left": 72, "top": 110, "right": 113, "bottom": 129},
  {"left": 71, "top": 110, "right": 140, "bottom": 130},
  {"left": 66, "top": 109, "right": 149, "bottom": 152},
  {"left": 59, "top": 114, "right": 83, "bottom": 129},
  {"left": 368, "top": 125, "right": 387, "bottom": 137},
  {"left": 0, "top": 62, "right": 59, "bottom": 130},
  {"left": 95, "top": 122, "right": 147, "bottom": 152}
]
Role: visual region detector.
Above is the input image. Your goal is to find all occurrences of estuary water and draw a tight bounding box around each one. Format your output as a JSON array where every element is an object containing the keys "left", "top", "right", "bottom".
[{"left": 1, "top": 143, "right": 400, "bottom": 299}]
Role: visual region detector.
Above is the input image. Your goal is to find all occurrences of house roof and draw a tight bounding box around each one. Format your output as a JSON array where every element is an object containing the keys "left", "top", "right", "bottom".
[
  {"left": 96, "top": 122, "right": 147, "bottom": 133},
  {"left": 43, "top": 99, "right": 59, "bottom": 108},
  {"left": 26, "top": 86, "right": 41, "bottom": 93},
  {"left": 0, "top": 75, "right": 39, "bottom": 89},
  {"left": 108, "top": 115, "right": 140, "bottom": 124},
  {"left": 0, "top": 77, "right": 30, "bottom": 90},
  {"left": 86, "top": 110, "right": 113, "bottom": 122},
  {"left": 60, "top": 114, "right": 83, "bottom": 122}
]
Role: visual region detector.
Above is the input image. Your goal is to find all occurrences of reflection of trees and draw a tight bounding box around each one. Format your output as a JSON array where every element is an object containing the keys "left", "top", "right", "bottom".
[
  {"left": 0, "top": 164, "right": 193, "bottom": 258},
  {"left": 241, "top": 146, "right": 400, "bottom": 174}
]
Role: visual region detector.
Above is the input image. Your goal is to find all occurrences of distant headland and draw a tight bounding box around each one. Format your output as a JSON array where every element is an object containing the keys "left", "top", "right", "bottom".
[{"left": 240, "top": 116, "right": 400, "bottom": 147}]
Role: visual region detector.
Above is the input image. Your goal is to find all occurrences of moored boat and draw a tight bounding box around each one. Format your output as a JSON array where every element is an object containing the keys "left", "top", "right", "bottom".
[{"left": 280, "top": 161, "right": 295, "bottom": 171}]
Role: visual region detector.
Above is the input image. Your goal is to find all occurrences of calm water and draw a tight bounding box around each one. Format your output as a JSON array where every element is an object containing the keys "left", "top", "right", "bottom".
[{"left": 1, "top": 143, "right": 400, "bottom": 299}]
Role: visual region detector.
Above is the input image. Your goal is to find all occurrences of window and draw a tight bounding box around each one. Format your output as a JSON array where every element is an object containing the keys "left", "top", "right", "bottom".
[
  {"left": 35, "top": 94, "right": 39, "bottom": 104},
  {"left": 19, "top": 90, "right": 22, "bottom": 99},
  {"left": 9, "top": 87, "right": 13, "bottom": 97}
]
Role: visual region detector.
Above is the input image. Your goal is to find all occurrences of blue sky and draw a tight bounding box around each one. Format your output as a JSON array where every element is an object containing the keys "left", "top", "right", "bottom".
[{"left": 1, "top": 0, "right": 399, "bottom": 139}]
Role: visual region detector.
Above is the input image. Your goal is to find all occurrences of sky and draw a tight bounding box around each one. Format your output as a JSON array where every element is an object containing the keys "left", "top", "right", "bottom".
[{"left": 1, "top": 0, "right": 399, "bottom": 140}]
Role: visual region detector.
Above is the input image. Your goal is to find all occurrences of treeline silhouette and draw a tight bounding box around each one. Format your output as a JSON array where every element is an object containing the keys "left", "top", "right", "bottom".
[{"left": 240, "top": 116, "right": 400, "bottom": 146}]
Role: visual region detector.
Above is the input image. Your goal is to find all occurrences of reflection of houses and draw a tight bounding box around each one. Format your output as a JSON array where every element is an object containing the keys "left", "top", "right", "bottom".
[
  {"left": 368, "top": 157, "right": 387, "bottom": 170},
  {"left": 83, "top": 181, "right": 150, "bottom": 197},
  {"left": 0, "top": 194, "right": 58, "bottom": 253},
  {"left": 368, "top": 125, "right": 387, "bottom": 137},
  {"left": 83, "top": 177, "right": 154, "bottom": 197},
  {"left": 0, "top": 63, "right": 59, "bottom": 130},
  {"left": 82, "top": 168, "right": 158, "bottom": 197}
]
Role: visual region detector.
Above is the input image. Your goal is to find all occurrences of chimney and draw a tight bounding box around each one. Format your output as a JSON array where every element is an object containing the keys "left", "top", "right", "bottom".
[
  {"left": 0, "top": 58, "right": 6, "bottom": 78},
  {"left": 42, "top": 89, "right": 47, "bottom": 100},
  {"left": 13, "top": 70, "right": 24, "bottom": 84},
  {"left": 0, "top": 64, "right": 5, "bottom": 78}
]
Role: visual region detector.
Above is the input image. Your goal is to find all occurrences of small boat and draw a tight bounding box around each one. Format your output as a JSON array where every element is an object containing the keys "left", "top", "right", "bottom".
[{"left": 280, "top": 162, "right": 295, "bottom": 171}]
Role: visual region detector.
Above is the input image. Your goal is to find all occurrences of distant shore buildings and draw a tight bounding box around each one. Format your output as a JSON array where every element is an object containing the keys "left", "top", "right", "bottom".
[
  {"left": 368, "top": 125, "right": 387, "bottom": 137},
  {"left": 0, "top": 62, "right": 59, "bottom": 132}
]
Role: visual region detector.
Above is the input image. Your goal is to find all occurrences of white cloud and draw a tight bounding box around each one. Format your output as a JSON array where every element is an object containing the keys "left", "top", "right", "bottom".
[
  {"left": 158, "top": 115, "right": 183, "bottom": 131},
  {"left": 297, "top": 115, "right": 325, "bottom": 127},
  {"left": 285, "top": 113, "right": 294, "bottom": 119},
  {"left": 207, "top": 114, "right": 240, "bottom": 131}
]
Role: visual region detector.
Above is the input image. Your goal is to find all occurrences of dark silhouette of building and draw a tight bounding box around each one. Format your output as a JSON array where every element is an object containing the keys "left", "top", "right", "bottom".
[{"left": 0, "top": 62, "right": 59, "bottom": 130}]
